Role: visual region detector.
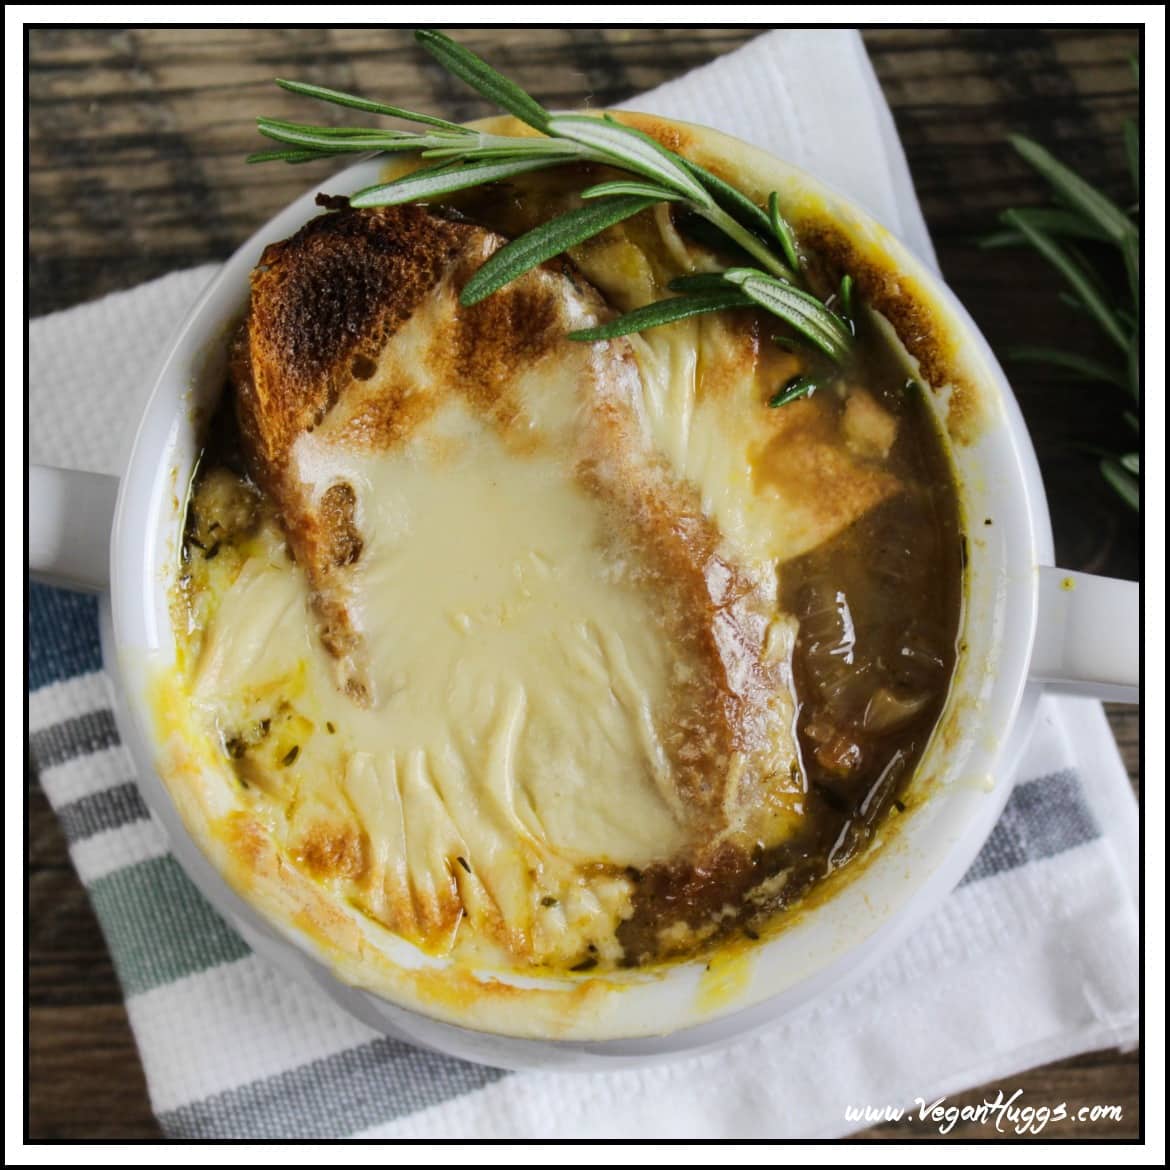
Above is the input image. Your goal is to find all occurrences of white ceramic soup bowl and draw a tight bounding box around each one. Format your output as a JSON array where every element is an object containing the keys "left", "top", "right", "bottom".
[{"left": 28, "top": 115, "right": 1138, "bottom": 1070}]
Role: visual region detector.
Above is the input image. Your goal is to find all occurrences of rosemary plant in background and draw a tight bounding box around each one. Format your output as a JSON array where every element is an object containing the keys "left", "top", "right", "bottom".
[
  {"left": 981, "top": 62, "right": 1141, "bottom": 510},
  {"left": 249, "top": 28, "right": 853, "bottom": 406}
]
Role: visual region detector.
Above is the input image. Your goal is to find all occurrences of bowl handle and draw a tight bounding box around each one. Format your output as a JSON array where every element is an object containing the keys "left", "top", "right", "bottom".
[
  {"left": 1029, "top": 567, "right": 1139, "bottom": 703},
  {"left": 28, "top": 465, "right": 118, "bottom": 593}
]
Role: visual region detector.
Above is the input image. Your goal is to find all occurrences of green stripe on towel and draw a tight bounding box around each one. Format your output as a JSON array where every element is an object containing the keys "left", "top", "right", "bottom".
[{"left": 88, "top": 855, "right": 250, "bottom": 995}]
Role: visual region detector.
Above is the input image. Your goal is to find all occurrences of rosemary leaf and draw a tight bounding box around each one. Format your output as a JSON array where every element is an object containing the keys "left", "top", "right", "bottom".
[
  {"left": 1122, "top": 229, "right": 1140, "bottom": 312},
  {"left": 421, "top": 137, "right": 584, "bottom": 162},
  {"left": 548, "top": 115, "right": 710, "bottom": 205},
  {"left": 1000, "top": 210, "right": 1128, "bottom": 351},
  {"left": 1124, "top": 119, "right": 1140, "bottom": 197},
  {"left": 350, "top": 156, "right": 563, "bottom": 208},
  {"left": 1069, "top": 440, "right": 1120, "bottom": 459},
  {"left": 246, "top": 148, "right": 335, "bottom": 165},
  {"left": 1009, "top": 134, "right": 1137, "bottom": 246},
  {"left": 569, "top": 290, "right": 753, "bottom": 341},
  {"left": 580, "top": 179, "right": 683, "bottom": 202},
  {"left": 1100, "top": 456, "right": 1139, "bottom": 510},
  {"left": 978, "top": 207, "right": 1110, "bottom": 248},
  {"left": 460, "top": 195, "right": 659, "bottom": 306},
  {"left": 722, "top": 269, "right": 852, "bottom": 362},
  {"left": 769, "top": 374, "right": 825, "bottom": 408},
  {"left": 1002, "top": 345, "right": 1129, "bottom": 389},
  {"left": 838, "top": 273, "right": 855, "bottom": 329},
  {"left": 1065, "top": 240, "right": 1115, "bottom": 303},
  {"left": 256, "top": 120, "right": 431, "bottom": 154},
  {"left": 257, "top": 117, "right": 408, "bottom": 139},
  {"left": 1120, "top": 452, "right": 1139, "bottom": 475},
  {"left": 698, "top": 209, "right": 795, "bottom": 280},
  {"left": 679, "top": 159, "right": 774, "bottom": 240},
  {"left": 768, "top": 192, "right": 800, "bottom": 271},
  {"left": 274, "top": 78, "right": 470, "bottom": 132},
  {"left": 671, "top": 212, "right": 756, "bottom": 265},
  {"left": 667, "top": 273, "right": 735, "bottom": 293},
  {"left": 415, "top": 29, "right": 552, "bottom": 133},
  {"left": 1058, "top": 290, "right": 1090, "bottom": 315}
]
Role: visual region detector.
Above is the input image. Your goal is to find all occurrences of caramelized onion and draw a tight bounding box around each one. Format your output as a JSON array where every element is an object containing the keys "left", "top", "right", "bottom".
[
  {"left": 796, "top": 583, "right": 871, "bottom": 717},
  {"left": 862, "top": 687, "right": 929, "bottom": 732},
  {"left": 812, "top": 733, "right": 864, "bottom": 777}
]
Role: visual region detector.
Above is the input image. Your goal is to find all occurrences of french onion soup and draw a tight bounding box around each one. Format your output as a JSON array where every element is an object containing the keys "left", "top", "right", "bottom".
[{"left": 173, "top": 159, "right": 962, "bottom": 979}]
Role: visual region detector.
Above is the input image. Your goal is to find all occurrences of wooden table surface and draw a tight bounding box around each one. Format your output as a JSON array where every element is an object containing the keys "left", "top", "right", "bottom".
[{"left": 27, "top": 25, "right": 1142, "bottom": 1141}]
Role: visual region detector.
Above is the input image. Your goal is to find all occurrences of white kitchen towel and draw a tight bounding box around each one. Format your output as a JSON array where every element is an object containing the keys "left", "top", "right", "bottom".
[{"left": 27, "top": 28, "right": 1139, "bottom": 1139}]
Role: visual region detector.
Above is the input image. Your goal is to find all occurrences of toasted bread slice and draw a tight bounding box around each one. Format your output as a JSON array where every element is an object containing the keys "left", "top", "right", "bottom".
[
  {"left": 234, "top": 203, "right": 473, "bottom": 490},
  {"left": 232, "top": 202, "right": 662, "bottom": 704},
  {"left": 232, "top": 205, "right": 477, "bottom": 693}
]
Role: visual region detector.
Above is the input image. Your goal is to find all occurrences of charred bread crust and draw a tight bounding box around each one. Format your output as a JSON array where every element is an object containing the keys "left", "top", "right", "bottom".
[{"left": 232, "top": 203, "right": 477, "bottom": 495}]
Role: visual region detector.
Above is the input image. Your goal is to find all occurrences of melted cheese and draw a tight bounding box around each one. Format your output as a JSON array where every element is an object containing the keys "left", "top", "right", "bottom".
[
  {"left": 566, "top": 219, "right": 900, "bottom": 569},
  {"left": 184, "top": 203, "right": 902, "bottom": 971}
]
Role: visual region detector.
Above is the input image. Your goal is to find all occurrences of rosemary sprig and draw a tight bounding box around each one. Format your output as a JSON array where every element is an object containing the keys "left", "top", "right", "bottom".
[
  {"left": 768, "top": 191, "right": 800, "bottom": 271},
  {"left": 1000, "top": 209, "right": 1128, "bottom": 351},
  {"left": 273, "top": 77, "right": 471, "bottom": 132},
  {"left": 1101, "top": 455, "right": 1140, "bottom": 509},
  {"left": 588, "top": 113, "right": 794, "bottom": 278},
  {"left": 462, "top": 195, "right": 661, "bottom": 305},
  {"left": 251, "top": 27, "right": 855, "bottom": 398},
  {"left": 684, "top": 160, "right": 775, "bottom": 242},
  {"left": 1002, "top": 345, "right": 1129, "bottom": 390},
  {"left": 349, "top": 156, "right": 559, "bottom": 208},
  {"left": 579, "top": 179, "right": 685, "bottom": 202},
  {"left": 246, "top": 148, "right": 337, "bottom": 165},
  {"left": 547, "top": 113, "right": 709, "bottom": 203},
  {"left": 983, "top": 76, "right": 1141, "bottom": 510},
  {"left": 723, "top": 269, "right": 853, "bottom": 363},
  {"left": 977, "top": 207, "right": 1111, "bottom": 248},
  {"left": 837, "top": 274, "right": 855, "bottom": 330},
  {"left": 414, "top": 27, "right": 552, "bottom": 132},
  {"left": 567, "top": 268, "right": 852, "bottom": 363},
  {"left": 569, "top": 289, "right": 754, "bottom": 342},
  {"left": 1007, "top": 134, "right": 1136, "bottom": 246}
]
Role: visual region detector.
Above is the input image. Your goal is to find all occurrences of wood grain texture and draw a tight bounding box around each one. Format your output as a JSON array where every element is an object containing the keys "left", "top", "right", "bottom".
[{"left": 26, "top": 25, "right": 1142, "bottom": 1142}]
